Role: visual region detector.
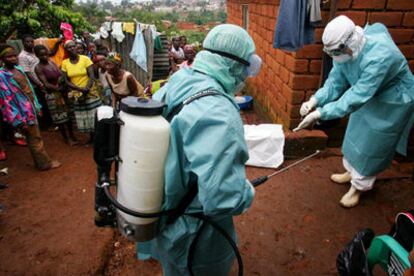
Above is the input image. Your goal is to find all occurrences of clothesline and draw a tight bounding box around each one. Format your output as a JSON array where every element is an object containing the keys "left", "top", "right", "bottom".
[{"left": 94, "top": 21, "right": 158, "bottom": 41}]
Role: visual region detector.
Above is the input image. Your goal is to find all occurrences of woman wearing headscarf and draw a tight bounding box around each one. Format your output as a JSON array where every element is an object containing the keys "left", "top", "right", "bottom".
[
  {"left": 61, "top": 40, "right": 102, "bottom": 142},
  {"left": 104, "top": 52, "right": 144, "bottom": 109},
  {"left": 0, "top": 44, "right": 61, "bottom": 170},
  {"left": 295, "top": 15, "right": 414, "bottom": 208},
  {"left": 34, "top": 45, "right": 77, "bottom": 145},
  {"left": 139, "top": 24, "right": 261, "bottom": 275}
]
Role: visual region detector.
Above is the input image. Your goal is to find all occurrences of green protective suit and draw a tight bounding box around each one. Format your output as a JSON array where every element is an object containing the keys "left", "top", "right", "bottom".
[
  {"left": 144, "top": 24, "right": 256, "bottom": 275},
  {"left": 315, "top": 23, "right": 414, "bottom": 176}
]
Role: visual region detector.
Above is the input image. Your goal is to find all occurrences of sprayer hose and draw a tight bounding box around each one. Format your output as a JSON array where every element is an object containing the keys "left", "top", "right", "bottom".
[
  {"left": 102, "top": 183, "right": 172, "bottom": 218},
  {"left": 102, "top": 184, "right": 243, "bottom": 276}
]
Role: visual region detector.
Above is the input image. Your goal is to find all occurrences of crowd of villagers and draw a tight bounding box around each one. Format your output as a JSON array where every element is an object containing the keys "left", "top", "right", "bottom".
[
  {"left": 0, "top": 29, "right": 201, "bottom": 173},
  {"left": 0, "top": 30, "right": 143, "bottom": 173}
]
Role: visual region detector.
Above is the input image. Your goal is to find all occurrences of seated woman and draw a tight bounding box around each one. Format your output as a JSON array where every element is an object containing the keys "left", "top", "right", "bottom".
[
  {"left": 0, "top": 44, "right": 61, "bottom": 170},
  {"left": 34, "top": 45, "right": 77, "bottom": 145},
  {"left": 104, "top": 52, "right": 144, "bottom": 109},
  {"left": 61, "top": 40, "right": 102, "bottom": 143}
]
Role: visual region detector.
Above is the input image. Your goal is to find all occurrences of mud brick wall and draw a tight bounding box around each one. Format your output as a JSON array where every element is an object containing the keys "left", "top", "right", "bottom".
[{"left": 227, "top": 0, "right": 414, "bottom": 131}]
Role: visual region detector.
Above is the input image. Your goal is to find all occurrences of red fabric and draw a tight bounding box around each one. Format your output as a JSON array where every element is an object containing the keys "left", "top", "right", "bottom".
[{"left": 60, "top": 22, "right": 73, "bottom": 41}]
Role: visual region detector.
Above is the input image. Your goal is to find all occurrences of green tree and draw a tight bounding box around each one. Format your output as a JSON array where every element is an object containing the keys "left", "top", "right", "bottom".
[{"left": 0, "top": 0, "right": 92, "bottom": 41}]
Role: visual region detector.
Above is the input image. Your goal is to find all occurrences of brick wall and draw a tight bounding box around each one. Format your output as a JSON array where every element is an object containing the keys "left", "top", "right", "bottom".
[{"left": 227, "top": 0, "right": 414, "bottom": 131}]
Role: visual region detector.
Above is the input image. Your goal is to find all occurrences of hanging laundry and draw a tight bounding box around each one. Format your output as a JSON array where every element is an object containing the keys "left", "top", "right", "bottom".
[
  {"left": 90, "top": 32, "right": 101, "bottom": 41},
  {"left": 273, "top": 0, "right": 314, "bottom": 51},
  {"left": 130, "top": 24, "right": 148, "bottom": 72},
  {"left": 112, "top": 22, "right": 125, "bottom": 43},
  {"left": 154, "top": 35, "right": 163, "bottom": 52},
  {"left": 309, "top": 0, "right": 322, "bottom": 26},
  {"left": 99, "top": 22, "right": 112, "bottom": 39},
  {"left": 123, "top": 22, "right": 135, "bottom": 35},
  {"left": 60, "top": 22, "right": 73, "bottom": 41},
  {"left": 149, "top": 25, "right": 158, "bottom": 40}
]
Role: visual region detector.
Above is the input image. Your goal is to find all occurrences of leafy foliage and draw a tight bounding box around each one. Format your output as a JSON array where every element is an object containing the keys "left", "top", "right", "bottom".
[
  {"left": 72, "top": 1, "right": 227, "bottom": 44},
  {"left": 0, "top": 0, "right": 92, "bottom": 41}
]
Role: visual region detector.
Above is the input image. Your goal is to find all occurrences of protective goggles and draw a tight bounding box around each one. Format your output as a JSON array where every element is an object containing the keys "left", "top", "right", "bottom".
[
  {"left": 323, "top": 31, "right": 353, "bottom": 57},
  {"left": 204, "top": 48, "right": 262, "bottom": 77}
]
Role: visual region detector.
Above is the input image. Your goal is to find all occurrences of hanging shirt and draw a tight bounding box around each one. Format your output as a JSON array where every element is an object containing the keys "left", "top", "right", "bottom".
[
  {"left": 112, "top": 22, "right": 125, "bottom": 43},
  {"left": 273, "top": 0, "right": 314, "bottom": 51},
  {"left": 61, "top": 55, "right": 93, "bottom": 88}
]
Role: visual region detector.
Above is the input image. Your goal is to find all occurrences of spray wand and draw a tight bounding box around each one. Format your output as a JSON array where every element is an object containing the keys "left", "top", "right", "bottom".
[{"left": 250, "top": 150, "right": 321, "bottom": 187}]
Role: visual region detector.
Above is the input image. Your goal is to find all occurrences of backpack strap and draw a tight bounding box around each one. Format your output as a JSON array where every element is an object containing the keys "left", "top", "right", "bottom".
[
  {"left": 165, "top": 89, "right": 221, "bottom": 122},
  {"left": 166, "top": 172, "right": 198, "bottom": 225},
  {"left": 164, "top": 89, "right": 221, "bottom": 224}
]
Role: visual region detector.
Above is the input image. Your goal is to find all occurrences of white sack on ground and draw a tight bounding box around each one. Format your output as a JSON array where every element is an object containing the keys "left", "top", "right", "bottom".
[{"left": 244, "top": 124, "right": 285, "bottom": 169}]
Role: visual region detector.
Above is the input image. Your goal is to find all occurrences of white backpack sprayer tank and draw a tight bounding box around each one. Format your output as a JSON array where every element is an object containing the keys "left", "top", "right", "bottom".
[{"left": 117, "top": 97, "right": 170, "bottom": 241}]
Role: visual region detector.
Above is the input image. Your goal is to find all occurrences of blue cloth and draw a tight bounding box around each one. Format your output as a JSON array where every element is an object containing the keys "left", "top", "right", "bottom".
[
  {"left": 130, "top": 24, "right": 147, "bottom": 72},
  {"left": 314, "top": 23, "right": 414, "bottom": 176},
  {"left": 144, "top": 67, "right": 255, "bottom": 276},
  {"left": 273, "top": 0, "right": 314, "bottom": 51}
]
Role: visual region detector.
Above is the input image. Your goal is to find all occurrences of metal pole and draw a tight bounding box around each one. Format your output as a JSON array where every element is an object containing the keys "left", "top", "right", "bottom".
[{"left": 267, "top": 150, "right": 321, "bottom": 179}]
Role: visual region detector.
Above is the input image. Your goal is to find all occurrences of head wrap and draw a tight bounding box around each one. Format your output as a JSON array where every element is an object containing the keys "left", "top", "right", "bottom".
[
  {"left": 64, "top": 40, "right": 75, "bottom": 48},
  {"left": 322, "top": 15, "right": 366, "bottom": 59},
  {"left": 0, "top": 47, "right": 14, "bottom": 58},
  {"left": 106, "top": 52, "right": 122, "bottom": 63},
  {"left": 60, "top": 22, "right": 74, "bottom": 41},
  {"left": 193, "top": 24, "right": 256, "bottom": 95}
]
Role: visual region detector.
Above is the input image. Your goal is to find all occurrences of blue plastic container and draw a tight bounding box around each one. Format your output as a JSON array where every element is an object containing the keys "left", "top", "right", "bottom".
[{"left": 237, "top": 96, "right": 253, "bottom": 110}]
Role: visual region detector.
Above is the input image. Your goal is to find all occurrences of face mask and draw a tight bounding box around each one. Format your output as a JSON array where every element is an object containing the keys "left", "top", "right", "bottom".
[
  {"left": 333, "top": 54, "right": 352, "bottom": 63},
  {"left": 246, "top": 54, "right": 262, "bottom": 77},
  {"left": 232, "top": 81, "right": 246, "bottom": 95},
  {"left": 203, "top": 48, "right": 262, "bottom": 77}
]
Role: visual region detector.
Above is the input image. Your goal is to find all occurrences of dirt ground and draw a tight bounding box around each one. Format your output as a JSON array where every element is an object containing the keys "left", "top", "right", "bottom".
[{"left": 0, "top": 129, "right": 413, "bottom": 276}]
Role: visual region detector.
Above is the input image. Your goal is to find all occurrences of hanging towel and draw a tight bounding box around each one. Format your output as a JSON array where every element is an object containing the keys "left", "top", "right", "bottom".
[
  {"left": 102, "top": 22, "right": 112, "bottom": 32},
  {"left": 112, "top": 22, "right": 125, "bottom": 43},
  {"left": 60, "top": 22, "right": 73, "bottom": 41},
  {"left": 154, "top": 35, "right": 163, "bottom": 52},
  {"left": 149, "top": 25, "right": 157, "bottom": 40},
  {"left": 130, "top": 24, "right": 148, "bottom": 72},
  {"left": 309, "top": 0, "right": 322, "bottom": 26},
  {"left": 90, "top": 32, "right": 101, "bottom": 41},
  {"left": 123, "top": 22, "right": 135, "bottom": 35},
  {"left": 273, "top": 0, "right": 314, "bottom": 51},
  {"left": 99, "top": 22, "right": 112, "bottom": 39}
]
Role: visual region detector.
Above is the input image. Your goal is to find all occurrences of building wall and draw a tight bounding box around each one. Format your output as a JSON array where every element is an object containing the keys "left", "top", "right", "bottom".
[{"left": 227, "top": 0, "right": 414, "bottom": 130}]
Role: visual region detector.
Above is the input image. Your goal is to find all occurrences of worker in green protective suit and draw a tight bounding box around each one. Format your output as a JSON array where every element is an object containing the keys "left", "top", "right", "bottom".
[
  {"left": 140, "top": 24, "right": 262, "bottom": 275},
  {"left": 294, "top": 15, "right": 414, "bottom": 208}
]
